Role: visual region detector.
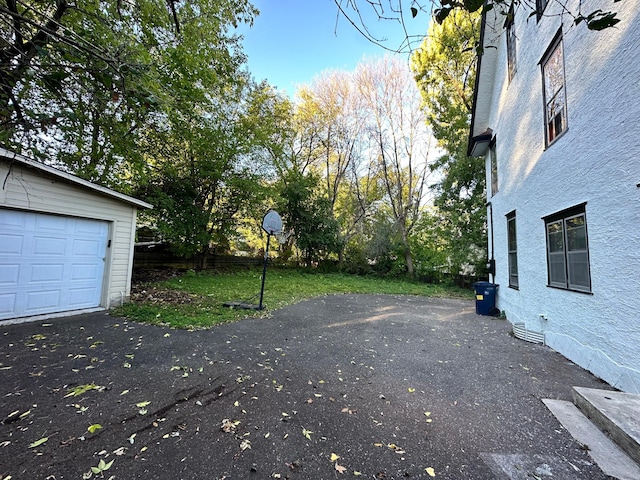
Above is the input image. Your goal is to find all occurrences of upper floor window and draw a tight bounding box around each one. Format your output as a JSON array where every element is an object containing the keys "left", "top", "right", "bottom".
[
  {"left": 490, "top": 143, "right": 498, "bottom": 196},
  {"left": 541, "top": 33, "right": 567, "bottom": 146},
  {"left": 544, "top": 204, "right": 591, "bottom": 293},
  {"left": 506, "top": 13, "right": 517, "bottom": 82},
  {"left": 536, "top": 0, "right": 549, "bottom": 20}
]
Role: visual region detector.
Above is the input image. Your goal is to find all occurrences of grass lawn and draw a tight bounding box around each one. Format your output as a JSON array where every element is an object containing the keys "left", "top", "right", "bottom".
[{"left": 112, "top": 268, "right": 473, "bottom": 329}]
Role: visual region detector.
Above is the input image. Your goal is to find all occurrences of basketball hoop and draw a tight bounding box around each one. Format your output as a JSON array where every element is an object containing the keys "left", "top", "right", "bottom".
[
  {"left": 262, "top": 210, "right": 283, "bottom": 236},
  {"left": 275, "top": 229, "right": 292, "bottom": 245}
]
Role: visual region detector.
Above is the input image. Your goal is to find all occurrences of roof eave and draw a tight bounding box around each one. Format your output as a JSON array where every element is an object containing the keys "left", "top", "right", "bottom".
[{"left": 0, "top": 148, "right": 153, "bottom": 210}]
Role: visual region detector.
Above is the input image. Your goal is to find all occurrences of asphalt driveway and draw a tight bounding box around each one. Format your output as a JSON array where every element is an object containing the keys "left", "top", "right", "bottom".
[{"left": 0, "top": 294, "right": 613, "bottom": 479}]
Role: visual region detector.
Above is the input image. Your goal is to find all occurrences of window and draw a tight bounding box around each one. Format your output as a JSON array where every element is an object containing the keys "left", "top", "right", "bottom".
[
  {"left": 506, "top": 13, "right": 517, "bottom": 82},
  {"left": 490, "top": 143, "right": 498, "bottom": 196},
  {"left": 544, "top": 204, "right": 591, "bottom": 292},
  {"left": 507, "top": 211, "right": 518, "bottom": 288},
  {"left": 536, "top": 0, "right": 548, "bottom": 20},
  {"left": 541, "top": 33, "right": 567, "bottom": 145}
]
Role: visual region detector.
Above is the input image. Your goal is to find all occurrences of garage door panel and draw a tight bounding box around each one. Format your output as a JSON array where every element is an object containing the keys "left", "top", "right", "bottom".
[
  {"left": 34, "top": 236, "right": 67, "bottom": 256},
  {"left": 70, "top": 263, "right": 101, "bottom": 281},
  {"left": 0, "top": 234, "right": 22, "bottom": 254},
  {"left": 68, "top": 287, "right": 100, "bottom": 307},
  {"left": 0, "top": 293, "right": 16, "bottom": 315},
  {"left": 0, "top": 265, "right": 20, "bottom": 285},
  {"left": 0, "top": 210, "right": 108, "bottom": 320},
  {"left": 35, "top": 214, "right": 68, "bottom": 232},
  {"left": 0, "top": 209, "right": 26, "bottom": 229},
  {"left": 26, "top": 289, "right": 62, "bottom": 311},
  {"left": 29, "top": 263, "right": 65, "bottom": 283},
  {"left": 73, "top": 238, "right": 104, "bottom": 256}
]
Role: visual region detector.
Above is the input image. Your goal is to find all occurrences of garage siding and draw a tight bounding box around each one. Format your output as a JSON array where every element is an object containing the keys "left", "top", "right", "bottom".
[{"left": 0, "top": 162, "right": 138, "bottom": 310}]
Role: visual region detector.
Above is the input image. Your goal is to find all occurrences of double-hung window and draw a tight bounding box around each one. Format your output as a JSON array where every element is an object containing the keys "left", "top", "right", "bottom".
[
  {"left": 507, "top": 211, "right": 518, "bottom": 288},
  {"left": 536, "top": 0, "right": 548, "bottom": 20},
  {"left": 506, "top": 13, "right": 517, "bottom": 82},
  {"left": 544, "top": 204, "right": 591, "bottom": 293},
  {"left": 541, "top": 32, "right": 567, "bottom": 146},
  {"left": 490, "top": 143, "right": 498, "bottom": 196}
]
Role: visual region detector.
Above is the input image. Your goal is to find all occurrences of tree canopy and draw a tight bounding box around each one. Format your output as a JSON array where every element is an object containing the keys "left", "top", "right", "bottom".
[{"left": 412, "top": 10, "right": 487, "bottom": 274}]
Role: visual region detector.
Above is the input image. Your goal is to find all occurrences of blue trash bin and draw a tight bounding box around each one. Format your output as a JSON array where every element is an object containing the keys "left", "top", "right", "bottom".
[{"left": 473, "top": 281, "right": 498, "bottom": 316}]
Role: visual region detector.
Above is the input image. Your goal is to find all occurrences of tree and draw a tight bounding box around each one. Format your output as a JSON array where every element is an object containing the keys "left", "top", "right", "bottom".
[
  {"left": 0, "top": 0, "right": 257, "bottom": 178},
  {"left": 411, "top": 10, "right": 486, "bottom": 274},
  {"left": 295, "top": 72, "right": 382, "bottom": 267},
  {"left": 277, "top": 168, "right": 340, "bottom": 266},
  {"left": 135, "top": 78, "right": 272, "bottom": 267},
  {"left": 355, "top": 56, "right": 434, "bottom": 276}
]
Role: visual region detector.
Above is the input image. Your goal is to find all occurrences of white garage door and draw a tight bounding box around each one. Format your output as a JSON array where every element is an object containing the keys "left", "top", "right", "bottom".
[{"left": 0, "top": 209, "right": 108, "bottom": 320}]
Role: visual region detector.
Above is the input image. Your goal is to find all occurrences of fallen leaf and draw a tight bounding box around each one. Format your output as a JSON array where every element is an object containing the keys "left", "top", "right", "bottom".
[
  {"left": 330, "top": 453, "right": 340, "bottom": 462},
  {"left": 19, "top": 410, "right": 31, "bottom": 419},
  {"left": 65, "top": 383, "right": 101, "bottom": 398},
  {"left": 408, "top": 388, "right": 416, "bottom": 393},
  {"left": 87, "top": 424, "right": 102, "bottom": 433},
  {"left": 136, "top": 401, "right": 151, "bottom": 408},
  {"left": 354, "top": 471, "right": 362, "bottom": 476},
  {"left": 29, "top": 437, "right": 48, "bottom": 448},
  {"left": 302, "top": 428, "right": 313, "bottom": 440},
  {"left": 426, "top": 466, "right": 436, "bottom": 477},
  {"left": 335, "top": 463, "right": 347, "bottom": 474}
]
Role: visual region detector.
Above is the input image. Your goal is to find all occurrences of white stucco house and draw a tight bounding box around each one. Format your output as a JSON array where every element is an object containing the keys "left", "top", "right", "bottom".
[
  {"left": 0, "top": 148, "right": 152, "bottom": 322},
  {"left": 468, "top": 1, "right": 640, "bottom": 393}
]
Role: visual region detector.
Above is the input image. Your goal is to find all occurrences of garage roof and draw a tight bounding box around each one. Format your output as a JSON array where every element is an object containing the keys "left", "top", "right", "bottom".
[{"left": 1, "top": 148, "right": 152, "bottom": 210}]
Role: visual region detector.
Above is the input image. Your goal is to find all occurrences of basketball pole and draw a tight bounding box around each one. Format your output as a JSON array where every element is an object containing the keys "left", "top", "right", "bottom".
[{"left": 258, "top": 231, "right": 272, "bottom": 310}]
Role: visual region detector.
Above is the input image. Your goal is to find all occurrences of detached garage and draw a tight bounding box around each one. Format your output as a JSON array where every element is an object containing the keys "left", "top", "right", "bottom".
[{"left": 0, "top": 148, "right": 152, "bottom": 321}]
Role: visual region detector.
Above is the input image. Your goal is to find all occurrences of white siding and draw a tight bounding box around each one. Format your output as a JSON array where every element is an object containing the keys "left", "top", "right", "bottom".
[
  {"left": 481, "top": 1, "right": 640, "bottom": 392},
  {"left": 0, "top": 161, "right": 139, "bottom": 310}
]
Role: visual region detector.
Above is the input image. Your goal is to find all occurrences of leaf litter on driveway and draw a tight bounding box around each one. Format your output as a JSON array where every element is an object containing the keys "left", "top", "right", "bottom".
[{"left": 0, "top": 297, "right": 616, "bottom": 479}]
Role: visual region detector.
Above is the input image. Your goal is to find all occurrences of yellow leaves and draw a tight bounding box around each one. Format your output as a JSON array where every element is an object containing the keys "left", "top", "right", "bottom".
[
  {"left": 135, "top": 401, "right": 151, "bottom": 408},
  {"left": 408, "top": 388, "right": 416, "bottom": 393},
  {"left": 330, "top": 453, "right": 340, "bottom": 462},
  {"left": 221, "top": 419, "right": 240, "bottom": 433},
  {"left": 28, "top": 437, "right": 48, "bottom": 448},
  {"left": 87, "top": 424, "right": 102, "bottom": 433},
  {"left": 425, "top": 411, "right": 433, "bottom": 423},
  {"left": 64, "top": 383, "right": 101, "bottom": 398},
  {"left": 426, "top": 466, "right": 436, "bottom": 476},
  {"left": 302, "top": 428, "right": 313, "bottom": 440}
]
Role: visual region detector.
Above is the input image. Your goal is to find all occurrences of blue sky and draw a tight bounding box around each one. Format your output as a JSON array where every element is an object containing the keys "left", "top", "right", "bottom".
[{"left": 238, "top": 0, "right": 431, "bottom": 97}]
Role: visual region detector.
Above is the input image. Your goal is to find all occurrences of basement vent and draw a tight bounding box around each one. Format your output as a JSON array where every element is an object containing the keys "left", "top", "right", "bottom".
[{"left": 512, "top": 323, "right": 545, "bottom": 344}]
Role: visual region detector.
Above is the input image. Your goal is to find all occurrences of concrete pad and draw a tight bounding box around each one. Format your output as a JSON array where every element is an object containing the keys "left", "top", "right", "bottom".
[
  {"left": 543, "top": 399, "right": 640, "bottom": 480},
  {"left": 573, "top": 387, "right": 640, "bottom": 465},
  {"left": 481, "top": 452, "right": 597, "bottom": 480}
]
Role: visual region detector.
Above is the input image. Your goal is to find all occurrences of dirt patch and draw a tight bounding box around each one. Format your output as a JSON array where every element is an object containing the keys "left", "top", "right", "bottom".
[
  {"left": 130, "top": 285, "right": 201, "bottom": 305},
  {"left": 130, "top": 268, "right": 201, "bottom": 305}
]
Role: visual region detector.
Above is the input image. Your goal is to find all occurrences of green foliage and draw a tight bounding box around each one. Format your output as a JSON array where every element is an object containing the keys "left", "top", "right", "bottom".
[
  {"left": 113, "top": 268, "right": 472, "bottom": 328},
  {"left": 277, "top": 168, "right": 340, "bottom": 264},
  {"left": 411, "top": 11, "right": 487, "bottom": 275},
  {"left": 0, "top": 0, "right": 257, "bottom": 184}
]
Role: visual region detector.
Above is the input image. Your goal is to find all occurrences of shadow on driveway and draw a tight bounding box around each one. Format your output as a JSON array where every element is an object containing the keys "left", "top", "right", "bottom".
[{"left": 1, "top": 295, "right": 612, "bottom": 479}]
